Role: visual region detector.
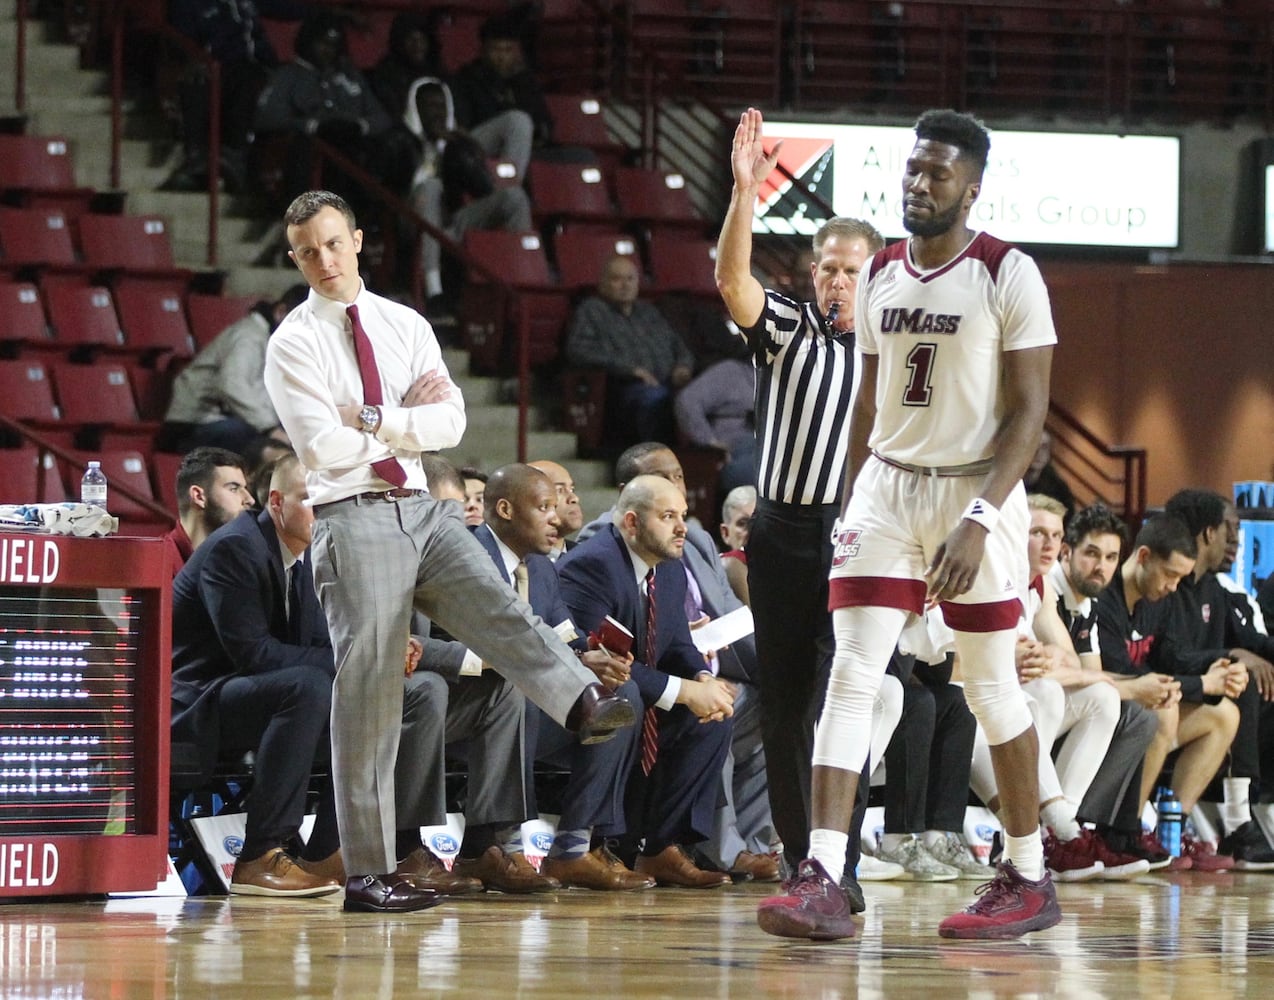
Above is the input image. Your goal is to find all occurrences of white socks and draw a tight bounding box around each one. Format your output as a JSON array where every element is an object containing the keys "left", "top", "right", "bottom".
[
  {"left": 1040, "top": 798, "right": 1082, "bottom": 843},
  {"left": 1004, "top": 831, "right": 1044, "bottom": 881},
  {"left": 1222, "top": 776, "right": 1252, "bottom": 836},
  {"left": 809, "top": 828, "right": 849, "bottom": 884}
]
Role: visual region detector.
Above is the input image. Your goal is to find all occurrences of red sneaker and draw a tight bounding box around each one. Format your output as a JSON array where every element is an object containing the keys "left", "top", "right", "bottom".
[
  {"left": 1128, "top": 830, "right": 1175, "bottom": 871},
  {"left": 1181, "top": 835, "right": 1235, "bottom": 872},
  {"left": 938, "top": 862, "right": 1062, "bottom": 940},
  {"left": 756, "top": 858, "right": 856, "bottom": 941},
  {"left": 1043, "top": 830, "right": 1104, "bottom": 882}
]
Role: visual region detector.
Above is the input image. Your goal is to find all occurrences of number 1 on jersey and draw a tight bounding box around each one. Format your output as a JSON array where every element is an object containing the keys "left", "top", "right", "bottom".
[{"left": 903, "top": 342, "right": 936, "bottom": 406}]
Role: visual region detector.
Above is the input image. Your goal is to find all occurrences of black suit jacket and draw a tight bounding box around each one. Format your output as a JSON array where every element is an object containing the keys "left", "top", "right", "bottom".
[
  {"left": 171, "top": 509, "right": 334, "bottom": 771},
  {"left": 557, "top": 524, "right": 704, "bottom": 706}
]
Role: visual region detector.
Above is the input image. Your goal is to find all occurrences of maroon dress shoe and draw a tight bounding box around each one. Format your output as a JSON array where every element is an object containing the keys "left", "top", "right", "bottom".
[
  {"left": 396, "top": 847, "right": 484, "bottom": 895},
  {"left": 634, "top": 844, "right": 732, "bottom": 888},
  {"left": 343, "top": 873, "right": 445, "bottom": 913},
  {"left": 566, "top": 683, "right": 636, "bottom": 745}
]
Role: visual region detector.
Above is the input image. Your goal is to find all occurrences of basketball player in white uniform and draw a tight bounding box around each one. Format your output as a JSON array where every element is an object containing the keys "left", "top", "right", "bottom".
[{"left": 757, "top": 109, "right": 1060, "bottom": 941}]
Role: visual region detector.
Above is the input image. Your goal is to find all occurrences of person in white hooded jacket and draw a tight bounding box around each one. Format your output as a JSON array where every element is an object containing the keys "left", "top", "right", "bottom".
[{"left": 403, "top": 76, "right": 532, "bottom": 306}]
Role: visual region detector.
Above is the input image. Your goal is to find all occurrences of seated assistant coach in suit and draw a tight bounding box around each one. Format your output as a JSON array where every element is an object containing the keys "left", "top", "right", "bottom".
[
  {"left": 475, "top": 463, "right": 653, "bottom": 891},
  {"left": 171, "top": 453, "right": 341, "bottom": 897},
  {"left": 558, "top": 475, "right": 737, "bottom": 888}
]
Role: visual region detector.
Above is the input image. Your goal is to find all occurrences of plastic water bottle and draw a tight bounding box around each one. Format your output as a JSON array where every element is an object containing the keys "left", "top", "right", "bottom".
[
  {"left": 80, "top": 460, "right": 108, "bottom": 509},
  {"left": 1157, "top": 787, "right": 1184, "bottom": 857}
]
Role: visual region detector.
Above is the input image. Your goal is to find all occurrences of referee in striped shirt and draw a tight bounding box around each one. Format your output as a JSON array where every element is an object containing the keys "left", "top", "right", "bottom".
[{"left": 716, "top": 108, "right": 885, "bottom": 899}]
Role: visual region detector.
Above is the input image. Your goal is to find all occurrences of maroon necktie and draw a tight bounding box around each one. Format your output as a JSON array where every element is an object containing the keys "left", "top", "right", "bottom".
[
  {"left": 641, "top": 568, "right": 659, "bottom": 776},
  {"left": 346, "top": 303, "right": 408, "bottom": 488}
]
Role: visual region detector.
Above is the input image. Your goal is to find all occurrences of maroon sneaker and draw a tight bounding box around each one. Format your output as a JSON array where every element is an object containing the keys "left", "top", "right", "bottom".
[
  {"left": 1127, "top": 830, "right": 1174, "bottom": 871},
  {"left": 1181, "top": 835, "right": 1234, "bottom": 872},
  {"left": 1043, "top": 830, "right": 1104, "bottom": 882},
  {"left": 938, "top": 862, "right": 1062, "bottom": 940},
  {"left": 1087, "top": 830, "right": 1152, "bottom": 880},
  {"left": 756, "top": 858, "right": 856, "bottom": 941}
]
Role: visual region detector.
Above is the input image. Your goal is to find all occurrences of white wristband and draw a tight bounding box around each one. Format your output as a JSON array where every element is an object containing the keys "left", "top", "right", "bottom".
[{"left": 961, "top": 497, "right": 1000, "bottom": 533}]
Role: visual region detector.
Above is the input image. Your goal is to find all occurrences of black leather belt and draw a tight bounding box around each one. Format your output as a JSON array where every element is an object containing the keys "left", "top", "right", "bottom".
[{"left": 357, "top": 489, "right": 426, "bottom": 501}]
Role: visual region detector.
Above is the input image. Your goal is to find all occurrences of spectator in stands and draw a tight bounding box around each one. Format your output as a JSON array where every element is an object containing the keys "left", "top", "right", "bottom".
[
  {"left": 401, "top": 77, "right": 532, "bottom": 310},
  {"left": 528, "top": 458, "right": 584, "bottom": 561},
  {"left": 448, "top": 12, "right": 550, "bottom": 176},
  {"left": 162, "top": 284, "right": 309, "bottom": 456},
  {"left": 461, "top": 466, "right": 487, "bottom": 527},
  {"left": 1024, "top": 430, "right": 1076, "bottom": 519},
  {"left": 162, "top": 0, "right": 310, "bottom": 193},
  {"left": 1096, "top": 513, "right": 1242, "bottom": 847},
  {"left": 368, "top": 10, "right": 441, "bottom": 128},
  {"left": 718, "top": 484, "right": 754, "bottom": 606},
  {"left": 252, "top": 12, "right": 411, "bottom": 210},
  {"left": 171, "top": 454, "right": 341, "bottom": 898},
  {"left": 566, "top": 255, "right": 695, "bottom": 448},
  {"left": 162, "top": 445, "right": 254, "bottom": 577},
  {"left": 673, "top": 356, "right": 756, "bottom": 496}
]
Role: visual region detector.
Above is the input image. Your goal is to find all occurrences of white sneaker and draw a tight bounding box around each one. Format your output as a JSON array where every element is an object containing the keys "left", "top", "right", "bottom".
[
  {"left": 877, "top": 835, "right": 960, "bottom": 881},
  {"left": 924, "top": 832, "right": 992, "bottom": 880},
  {"left": 856, "top": 853, "right": 906, "bottom": 881}
]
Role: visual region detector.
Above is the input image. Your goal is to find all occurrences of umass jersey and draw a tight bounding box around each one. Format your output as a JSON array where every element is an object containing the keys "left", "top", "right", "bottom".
[{"left": 854, "top": 232, "right": 1057, "bottom": 468}]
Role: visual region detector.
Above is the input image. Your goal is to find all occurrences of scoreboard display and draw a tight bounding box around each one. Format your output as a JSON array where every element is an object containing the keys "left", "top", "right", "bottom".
[{"left": 0, "top": 534, "right": 170, "bottom": 897}]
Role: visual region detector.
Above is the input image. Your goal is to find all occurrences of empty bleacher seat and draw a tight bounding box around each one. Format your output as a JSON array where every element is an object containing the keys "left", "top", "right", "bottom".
[
  {"left": 186, "top": 293, "right": 258, "bottom": 351},
  {"left": 0, "top": 447, "right": 67, "bottom": 505}
]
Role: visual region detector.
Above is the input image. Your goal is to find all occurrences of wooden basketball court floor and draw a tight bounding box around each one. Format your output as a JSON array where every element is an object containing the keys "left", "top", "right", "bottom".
[{"left": 5, "top": 871, "right": 1274, "bottom": 998}]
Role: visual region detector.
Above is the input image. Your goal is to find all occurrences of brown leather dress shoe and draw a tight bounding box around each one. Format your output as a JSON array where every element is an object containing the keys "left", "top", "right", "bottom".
[
  {"left": 732, "top": 850, "right": 782, "bottom": 883},
  {"left": 395, "top": 847, "right": 484, "bottom": 895},
  {"left": 565, "top": 683, "right": 636, "bottom": 745},
  {"left": 542, "top": 847, "right": 656, "bottom": 891},
  {"left": 297, "top": 850, "right": 345, "bottom": 883},
  {"left": 230, "top": 847, "right": 342, "bottom": 897},
  {"left": 634, "top": 844, "right": 732, "bottom": 888},
  {"left": 343, "top": 873, "right": 445, "bottom": 913},
  {"left": 451, "top": 846, "right": 562, "bottom": 893}
]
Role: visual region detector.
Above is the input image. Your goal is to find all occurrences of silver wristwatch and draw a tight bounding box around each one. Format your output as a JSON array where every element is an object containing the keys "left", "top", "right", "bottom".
[{"left": 358, "top": 404, "right": 380, "bottom": 433}]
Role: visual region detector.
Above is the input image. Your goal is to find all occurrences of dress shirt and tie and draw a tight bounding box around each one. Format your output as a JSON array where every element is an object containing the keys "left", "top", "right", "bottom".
[{"left": 265, "top": 282, "right": 600, "bottom": 876}]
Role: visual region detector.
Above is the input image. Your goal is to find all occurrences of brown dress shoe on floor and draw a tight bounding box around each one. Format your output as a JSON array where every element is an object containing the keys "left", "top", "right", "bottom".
[
  {"left": 343, "top": 873, "right": 445, "bottom": 913},
  {"left": 634, "top": 845, "right": 732, "bottom": 888},
  {"left": 452, "top": 846, "right": 561, "bottom": 893},
  {"left": 297, "top": 850, "right": 345, "bottom": 883},
  {"left": 542, "top": 847, "right": 656, "bottom": 891},
  {"left": 230, "top": 847, "right": 342, "bottom": 897},
  {"left": 732, "top": 850, "right": 782, "bottom": 883},
  {"left": 565, "top": 683, "right": 636, "bottom": 745},
  {"left": 396, "top": 847, "right": 484, "bottom": 895}
]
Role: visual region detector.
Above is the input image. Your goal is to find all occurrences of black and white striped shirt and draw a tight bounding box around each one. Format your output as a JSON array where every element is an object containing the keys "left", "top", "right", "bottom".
[{"left": 741, "top": 289, "right": 854, "bottom": 506}]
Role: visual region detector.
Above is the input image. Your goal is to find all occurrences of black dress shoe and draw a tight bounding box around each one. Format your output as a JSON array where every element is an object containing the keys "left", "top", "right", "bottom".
[
  {"left": 343, "top": 873, "right": 445, "bottom": 913},
  {"left": 566, "top": 683, "right": 636, "bottom": 745}
]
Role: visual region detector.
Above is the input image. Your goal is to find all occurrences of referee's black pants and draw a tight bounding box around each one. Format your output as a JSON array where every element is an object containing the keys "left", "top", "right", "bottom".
[{"left": 748, "top": 497, "right": 868, "bottom": 871}]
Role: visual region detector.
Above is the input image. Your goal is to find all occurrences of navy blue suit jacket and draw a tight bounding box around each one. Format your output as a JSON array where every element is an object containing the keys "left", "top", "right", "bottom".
[
  {"left": 557, "top": 524, "right": 704, "bottom": 706},
  {"left": 472, "top": 522, "right": 586, "bottom": 650},
  {"left": 171, "top": 509, "right": 333, "bottom": 770}
]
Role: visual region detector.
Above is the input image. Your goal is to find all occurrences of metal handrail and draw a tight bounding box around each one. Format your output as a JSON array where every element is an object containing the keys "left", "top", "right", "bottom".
[{"left": 1047, "top": 400, "right": 1147, "bottom": 526}]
